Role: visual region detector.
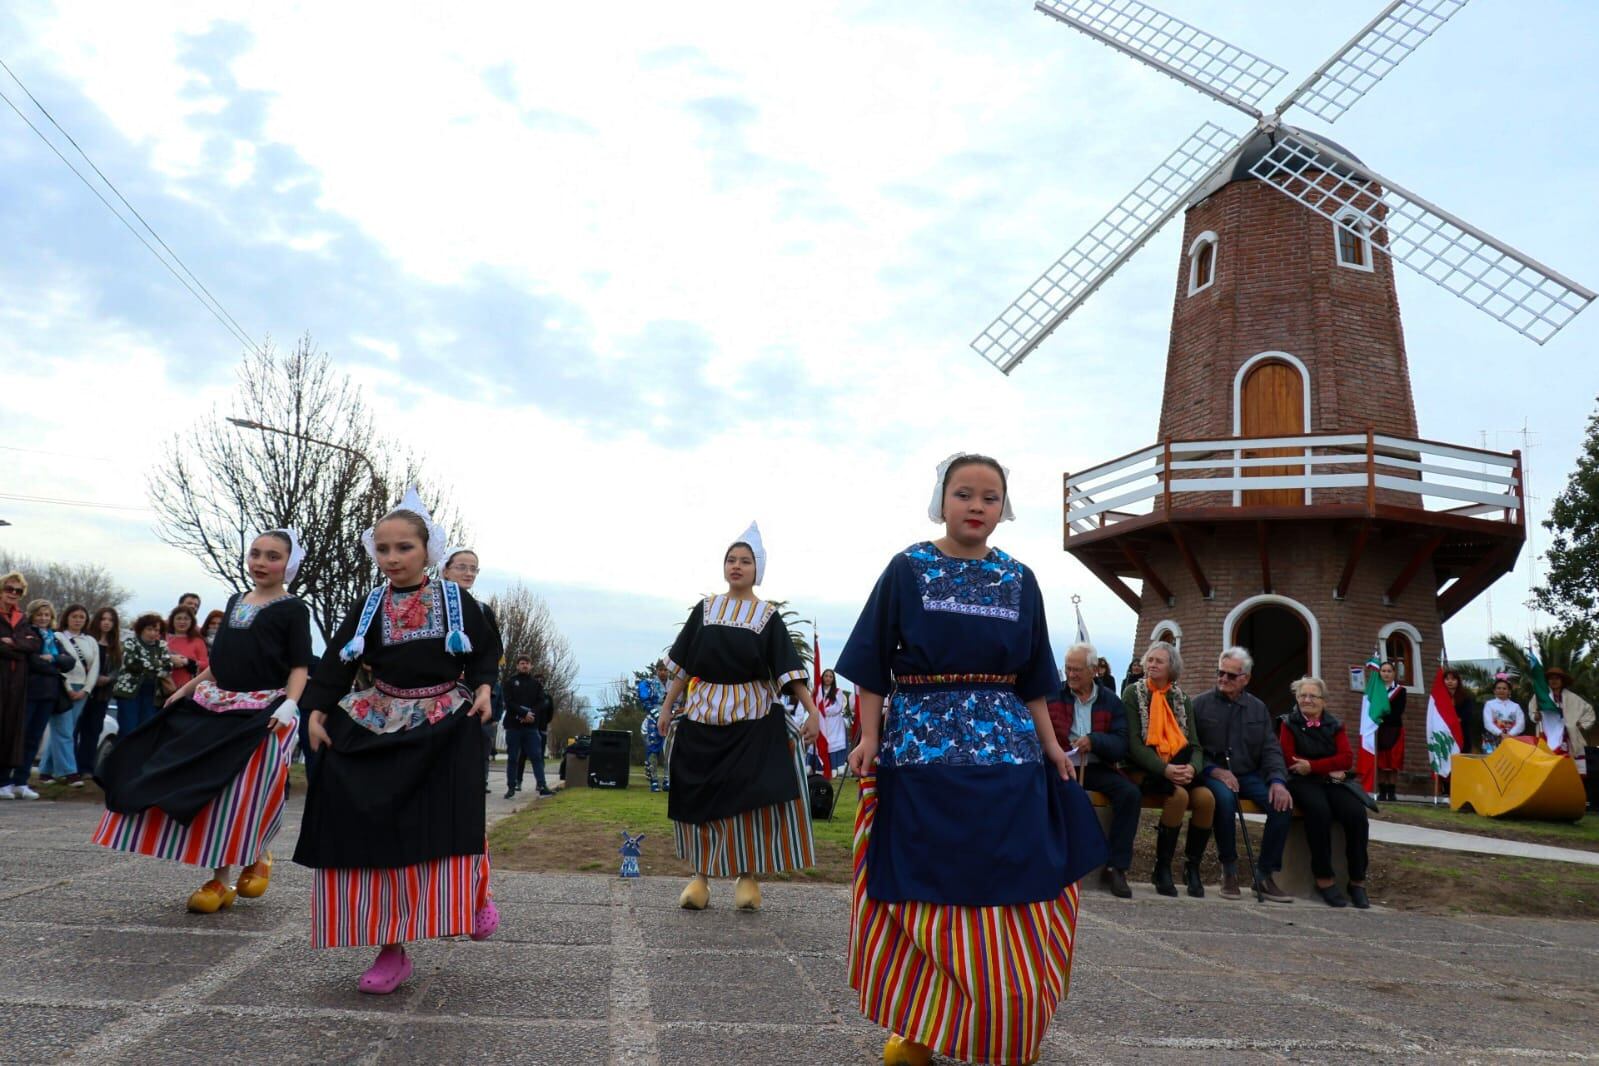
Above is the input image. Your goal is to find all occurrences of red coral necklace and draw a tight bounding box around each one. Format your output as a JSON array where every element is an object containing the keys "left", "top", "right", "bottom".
[{"left": 385, "top": 578, "right": 430, "bottom": 633}]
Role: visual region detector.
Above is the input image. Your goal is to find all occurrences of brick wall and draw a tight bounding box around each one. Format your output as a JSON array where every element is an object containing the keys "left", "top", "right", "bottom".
[
  {"left": 1158, "top": 180, "right": 1419, "bottom": 448},
  {"left": 1125, "top": 521, "right": 1446, "bottom": 783}
]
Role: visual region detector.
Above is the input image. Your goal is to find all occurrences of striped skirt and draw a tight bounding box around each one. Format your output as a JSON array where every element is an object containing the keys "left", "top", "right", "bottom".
[
  {"left": 311, "top": 852, "right": 491, "bottom": 948},
  {"left": 672, "top": 734, "right": 815, "bottom": 877},
  {"left": 848, "top": 774, "right": 1080, "bottom": 1065},
  {"left": 91, "top": 724, "right": 295, "bottom": 870}
]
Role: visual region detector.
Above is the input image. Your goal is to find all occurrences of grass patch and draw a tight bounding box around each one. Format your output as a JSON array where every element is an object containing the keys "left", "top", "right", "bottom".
[
  {"left": 1373, "top": 802, "right": 1599, "bottom": 853},
  {"left": 490, "top": 775, "right": 860, "bottom": 883},
  {"left": 1375, "top": 842, "right": 1599, "bottom": 917}
]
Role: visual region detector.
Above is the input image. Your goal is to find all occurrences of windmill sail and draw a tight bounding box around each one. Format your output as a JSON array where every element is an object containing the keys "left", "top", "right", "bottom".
[
  {"left": 1248, "top": 129, "right": 1596, "bottom": 344},
  {"left": 1034, "top": 0, "right": 1286, "bottom": 114},
  {"left": 972, "top": 121, "right": 1243, "bottom": 374},
  {"left": 1273, "top": 0, "right": 1472, "bottom": 123}
]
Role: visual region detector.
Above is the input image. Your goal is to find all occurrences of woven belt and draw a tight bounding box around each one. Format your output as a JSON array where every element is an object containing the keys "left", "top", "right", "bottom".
[
  {"left": 895, "top": 673, "right": 1018, "bottom": 686},
  {"left": 374, "top": 678, "right": 459, "bottom": 699}
]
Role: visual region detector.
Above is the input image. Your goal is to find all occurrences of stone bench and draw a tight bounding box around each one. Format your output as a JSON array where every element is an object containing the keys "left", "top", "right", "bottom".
[{"left": 1084, "top": 788, "right": 1348, "bottom": 900}]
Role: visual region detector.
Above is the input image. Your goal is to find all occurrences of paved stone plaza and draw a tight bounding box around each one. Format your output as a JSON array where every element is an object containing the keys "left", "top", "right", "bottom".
[{"left": 3, "top": 790, "right": 1597, "bottom": 1064}]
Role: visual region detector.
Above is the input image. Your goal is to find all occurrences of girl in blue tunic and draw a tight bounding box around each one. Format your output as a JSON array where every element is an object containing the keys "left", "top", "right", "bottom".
[{"left": 837, "top": 453, "right": 1105, "bottom": 1066}]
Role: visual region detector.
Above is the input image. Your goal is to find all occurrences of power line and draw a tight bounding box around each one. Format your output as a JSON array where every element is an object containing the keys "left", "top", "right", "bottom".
[
  {"left": 0, "top": 491, "right": 150, "bottom": 513},
  {"left": 0, "top": 55, "right": 260, "bottom": 353},
  {"left": 0, "top": 443, "right": 117, "bottom": 463},
  {"left": 0, "top": 59, "right": 262, "bottom": 356}
]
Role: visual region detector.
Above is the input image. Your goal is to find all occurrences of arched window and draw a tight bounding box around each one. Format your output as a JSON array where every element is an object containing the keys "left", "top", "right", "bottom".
[
  {"left": 1150, "top": 618, "right": 1182, "bottom": 648},
  {"left": 1379, "top": 621, "right": 1424, "bottom": 693},
  {"left": 1188, "top": 231, "right": 1218, "bottom": 295},
  {"left": 1334, "top": 214, "right": 1373, "bottom": 272}
]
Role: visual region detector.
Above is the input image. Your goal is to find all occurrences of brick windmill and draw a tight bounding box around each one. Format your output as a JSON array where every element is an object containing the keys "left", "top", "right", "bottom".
[{"left": 976, "top": 0, "right": 1595, "bottom": 775}]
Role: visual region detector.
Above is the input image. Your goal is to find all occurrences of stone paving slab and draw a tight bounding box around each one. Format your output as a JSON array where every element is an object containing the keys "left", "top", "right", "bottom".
[{"left": 4, "top": 785, "right": 1599, "bottom": 1064}]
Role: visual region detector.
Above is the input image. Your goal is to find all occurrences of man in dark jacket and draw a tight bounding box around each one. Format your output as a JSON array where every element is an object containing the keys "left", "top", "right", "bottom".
[
  {"left": 503, "top": 657, "right": 554, "bottom": 798},
  {"left": 1048, "top": 642, "right": 1138, "bottom": 898},
  {"left": 1193, "top": 646, "right": 1294, "bottom": 902}
]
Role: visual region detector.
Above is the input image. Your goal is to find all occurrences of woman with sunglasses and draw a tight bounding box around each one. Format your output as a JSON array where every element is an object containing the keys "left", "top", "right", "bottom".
[{"left": 0, "top": 573, "right": 41, "bottom": 799}]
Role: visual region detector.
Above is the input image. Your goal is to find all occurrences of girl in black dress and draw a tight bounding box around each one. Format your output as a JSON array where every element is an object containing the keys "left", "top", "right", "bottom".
[
  {"left": 295, "top": 490, "right": 501, "bottom": 995},
  {"left": 659, "top": 522, "right": 820, "bottom": 912},
  {"left": 94, "top": 530, "right": 313, "bottom": 913}
]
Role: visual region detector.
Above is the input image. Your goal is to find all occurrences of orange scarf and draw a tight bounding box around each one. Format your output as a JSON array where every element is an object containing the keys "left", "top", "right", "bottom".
[{"left": 1145, "top": 683, "right": 1186, "bottom": 763}]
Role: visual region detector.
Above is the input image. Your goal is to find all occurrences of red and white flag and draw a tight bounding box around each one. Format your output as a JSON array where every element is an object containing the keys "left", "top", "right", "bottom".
[
  {"left": 1425, "top": 666, "right": 1465, "bottom": 777},
  {"left": 812, "top": 629, "right": 830, "bottom": 776}
]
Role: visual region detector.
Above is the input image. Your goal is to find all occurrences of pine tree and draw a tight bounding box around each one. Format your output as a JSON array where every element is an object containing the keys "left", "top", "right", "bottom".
[{"left": 1536, "top": 395, "right": 1599, "bottom": 640}]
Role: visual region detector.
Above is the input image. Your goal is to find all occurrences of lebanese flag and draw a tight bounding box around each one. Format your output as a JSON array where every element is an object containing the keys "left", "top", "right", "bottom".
[
  {"left": 1357, "top": 655, "right": 1390, "bottom": 792},
  {"left": 812, "top": 630, "right": 831, "bottom": 776},
  {"left": 812, "top": 630, "right": 824, "bottom": 704},
  {"left": 1425, "top": 666, "right": 1464, "bottom": 777}
]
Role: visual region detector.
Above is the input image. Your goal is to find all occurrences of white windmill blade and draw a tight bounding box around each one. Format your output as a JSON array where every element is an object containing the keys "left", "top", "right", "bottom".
[
  {"left": 1273, "top": 0, "right": 1470, "bottom": 123},
  {"left": 1034, "top": 0, "right": 1287, "bottom": 117},
  {"left": 973, "top": 121, "right": 1246, "bottom": 374},
  {"left": 1248, "top": 129, "right": 1596, "bottom": 344}
]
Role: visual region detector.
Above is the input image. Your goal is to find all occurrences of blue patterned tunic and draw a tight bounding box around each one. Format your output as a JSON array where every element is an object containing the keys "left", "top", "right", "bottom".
[{"left": 838, "top": 542, "right": 1102, "bottom": 906}]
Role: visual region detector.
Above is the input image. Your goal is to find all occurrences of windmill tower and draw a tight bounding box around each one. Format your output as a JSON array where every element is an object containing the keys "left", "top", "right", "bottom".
[{"left": 977, "top": 0, "right": 1595, "bottom": 779}]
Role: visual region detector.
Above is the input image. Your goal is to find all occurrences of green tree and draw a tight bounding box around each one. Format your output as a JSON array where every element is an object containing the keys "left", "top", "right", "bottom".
[
  {"left": 1454, "top": 628, "right": 1598, "bottom": 704},
  {"left": 546, "top": 697, "right": 593, "bottom": 761},
  {"left": 1536, "top": 396, "right": 1599, "bottom": 640}
]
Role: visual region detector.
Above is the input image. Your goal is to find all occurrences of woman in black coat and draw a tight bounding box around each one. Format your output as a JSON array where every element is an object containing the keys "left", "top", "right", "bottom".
[{"left": 1444, "top": 669, "right": 1480, "bottom": 754}]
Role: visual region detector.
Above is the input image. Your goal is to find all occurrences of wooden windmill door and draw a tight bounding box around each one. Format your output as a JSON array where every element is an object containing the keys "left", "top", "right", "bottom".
[{"left": 1240, "top": 361, "right": 1306, "bottom": 507}]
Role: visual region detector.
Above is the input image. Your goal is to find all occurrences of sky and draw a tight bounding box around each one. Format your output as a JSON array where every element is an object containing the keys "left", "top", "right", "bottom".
[{"left": 4, "top": 0, "right": 1597, "bottom": 707}]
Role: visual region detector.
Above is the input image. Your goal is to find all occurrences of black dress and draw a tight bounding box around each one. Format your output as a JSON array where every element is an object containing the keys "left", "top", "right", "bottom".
[
  {"left": 294, "top": 579, "right": 500, "bottom": 870},
  {"left": 293, "top": 578, "right": 501, "bottom": 949},
  {"left": 93, "top": 593, "right": 314, "bottom": 865},
  {"left": 664, "top": 594, "right": 814, "bottom": 877}
]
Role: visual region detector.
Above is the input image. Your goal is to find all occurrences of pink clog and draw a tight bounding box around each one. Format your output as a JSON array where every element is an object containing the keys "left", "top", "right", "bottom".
[
  {"left": 357, "top": 944, "right": 412, "bottom": 995},
  {"left": 471, "top": 899, "right": 499, "bottom": 942}
]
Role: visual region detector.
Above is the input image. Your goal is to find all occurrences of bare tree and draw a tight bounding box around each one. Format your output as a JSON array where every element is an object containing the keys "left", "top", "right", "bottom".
[
  {"left": 147, "top": 336, "right": 464, "bottom": 641},
  {"left": 0, "top": 552, "right": 131, "bottom": 613},
  {"left": 486, "top": 582, "right": 579, "bottom": 714}
]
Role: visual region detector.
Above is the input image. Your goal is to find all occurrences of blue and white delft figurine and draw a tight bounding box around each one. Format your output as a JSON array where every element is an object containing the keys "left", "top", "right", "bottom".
[{"left": 619, "top": 830, "right": 645, "bottom": 879}]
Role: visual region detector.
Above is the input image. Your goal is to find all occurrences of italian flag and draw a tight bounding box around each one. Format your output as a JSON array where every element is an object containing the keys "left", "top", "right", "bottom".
[
  {"left": 1357, "top": 655, "right": 1389, "bottom": 792},
  {"left": 1425, "top": 666, "right": 1464, "bottom": 777}
]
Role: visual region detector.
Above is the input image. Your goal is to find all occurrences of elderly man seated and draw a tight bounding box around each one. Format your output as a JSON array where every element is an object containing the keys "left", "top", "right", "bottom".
[
  {"left": 1193, "top": 646, "right": 1295, "bottom": 903},
  {"left": 1048, "top": 641, "right": 1137, "bottom": 898}
]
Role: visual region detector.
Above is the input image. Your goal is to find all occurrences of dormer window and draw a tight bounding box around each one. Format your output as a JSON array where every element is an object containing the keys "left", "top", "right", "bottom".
[
  {"left": 1335, "top": 214, "right": 1373, "bottom": 271},
  {"left": 1187, "top": 231, "right": 1218, "bottom": 295}
]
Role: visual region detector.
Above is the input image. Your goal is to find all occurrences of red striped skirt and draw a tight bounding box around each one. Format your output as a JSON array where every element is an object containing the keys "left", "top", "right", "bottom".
[
  {"left": 310, "top": 852, "right": 491, "bottom": 948},
  {"left": 848, "top": 774, "right": 1079, "bottom": 1065},
  {"left": 671, "top": 731, "right": 815, "bottom": 877},
  {"left": 91, "top": 724, "right": 295, "bottom": 869}
]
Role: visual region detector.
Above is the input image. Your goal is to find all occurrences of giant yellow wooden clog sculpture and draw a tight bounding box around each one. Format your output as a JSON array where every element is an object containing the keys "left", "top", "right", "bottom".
[{"left": 1450, "top": 738, "right": 1586, "bottom": 820}]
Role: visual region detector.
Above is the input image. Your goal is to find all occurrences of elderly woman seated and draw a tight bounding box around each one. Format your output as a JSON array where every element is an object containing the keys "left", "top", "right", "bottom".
[{"left": 1278, "top": 676, "right": 1371, "bottom": 909}]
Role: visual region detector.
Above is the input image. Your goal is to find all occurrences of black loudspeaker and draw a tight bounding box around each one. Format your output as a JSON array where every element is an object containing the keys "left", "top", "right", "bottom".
[{"left": 587, "top": 729, "right": 632, "bottom": 789}]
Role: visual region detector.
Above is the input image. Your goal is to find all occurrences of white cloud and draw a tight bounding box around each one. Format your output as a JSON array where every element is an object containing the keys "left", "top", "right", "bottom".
[{"left": 6, "top": 0, "right": 1599, "bottom": 692}]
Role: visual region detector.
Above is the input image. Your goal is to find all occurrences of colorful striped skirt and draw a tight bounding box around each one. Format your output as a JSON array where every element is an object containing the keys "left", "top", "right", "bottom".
[
  {"left": 672, "top": 733, "right": 815, "bottom": 877},
  {"left": 91, "top": 724, "right": 295, "bottom": 870},
  {"left": 848, "top": 774, "right": 1080, "bottom": 1065},
  {"left": 311, "top": 852, "right": 491, "bottom": 948}
]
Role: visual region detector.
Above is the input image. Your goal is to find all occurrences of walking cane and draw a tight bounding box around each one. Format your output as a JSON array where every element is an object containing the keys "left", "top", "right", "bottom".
[
  {"left": 1228, "top": 750, "right": 1260, "bottom": 900},
  {"left": 1237, "top": 802, "right": 1260, "bottom": 900}
]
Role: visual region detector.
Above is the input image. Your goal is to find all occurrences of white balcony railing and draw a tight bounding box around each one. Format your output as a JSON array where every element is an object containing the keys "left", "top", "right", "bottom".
[{"left": 1065, "top": 431, "right": 1522, "bottom": 536}]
